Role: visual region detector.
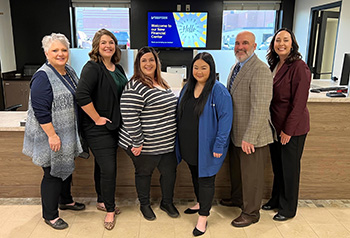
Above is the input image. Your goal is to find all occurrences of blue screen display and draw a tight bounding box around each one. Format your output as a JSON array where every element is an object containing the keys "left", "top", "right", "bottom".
[{"left": 148, "top": 12, "right": 208, "bottom": 48}]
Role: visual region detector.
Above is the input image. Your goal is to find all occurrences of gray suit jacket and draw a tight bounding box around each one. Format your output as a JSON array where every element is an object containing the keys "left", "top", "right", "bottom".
[{"left": 227, "top": 54, "right": 275, "bottom": 148}]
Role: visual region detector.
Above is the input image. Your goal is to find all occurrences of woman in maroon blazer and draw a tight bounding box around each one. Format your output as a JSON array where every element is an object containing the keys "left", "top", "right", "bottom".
[{"left": 262, "top": 28, "right": 311, "bottom": 221}]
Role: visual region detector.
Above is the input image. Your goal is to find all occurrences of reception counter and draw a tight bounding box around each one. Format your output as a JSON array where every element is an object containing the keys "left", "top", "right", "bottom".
[{"left": 1, "top": 89, "right": 350, "bottom": 199}]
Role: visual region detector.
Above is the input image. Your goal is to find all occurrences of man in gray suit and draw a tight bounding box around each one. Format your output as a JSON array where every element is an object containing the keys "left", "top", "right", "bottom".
[{"left": 224, "top": 31, "right": 274, "bottom": 227}]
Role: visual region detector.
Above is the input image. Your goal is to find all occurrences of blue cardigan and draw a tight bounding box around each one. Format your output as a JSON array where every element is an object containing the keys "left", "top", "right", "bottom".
[{"left": 175, "top": 81, "right": 233, "bottom": 177}]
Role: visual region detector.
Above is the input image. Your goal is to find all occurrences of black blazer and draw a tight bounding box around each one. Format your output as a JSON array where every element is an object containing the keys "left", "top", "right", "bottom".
[{"left": 76, "top": 60, "right": 127, "bottom": 131}]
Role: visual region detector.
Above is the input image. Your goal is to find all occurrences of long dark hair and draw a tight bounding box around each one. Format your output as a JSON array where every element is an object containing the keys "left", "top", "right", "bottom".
[
  {"left": 266, "top": 28, "right": 302, "bottom": 71},
  {"left": 131, "top": 46, "right": 169, "bottom": 89},
  {"left": 178, "top": 52, "right": 216, "bottom": 118},
  {"left": 89, "top": 28, "right": 121, "bottom": 64}
]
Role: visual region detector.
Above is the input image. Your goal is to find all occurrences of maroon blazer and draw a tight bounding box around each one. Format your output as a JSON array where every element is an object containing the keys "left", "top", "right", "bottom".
[{"left": 270, "top": 59, "right": 311, "bottom": 136}]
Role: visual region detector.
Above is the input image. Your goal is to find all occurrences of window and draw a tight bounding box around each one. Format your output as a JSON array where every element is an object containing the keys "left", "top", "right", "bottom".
[
  {"left": 74, "top": 7, "right": 130, "bottom": 49},
  {"left": 222, "top": 10, "right": 277, "bottom": 54},
  {"left": 199, "top": 8, "right": 278, "bottom": 84},
  {"left": 221, "top": 0, "right": 280, "bottom": 63}
]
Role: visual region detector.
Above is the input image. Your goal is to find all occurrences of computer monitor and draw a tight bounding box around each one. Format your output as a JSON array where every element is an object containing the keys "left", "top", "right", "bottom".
[{"left": 339, "top": 53, "right": 350, "bottom": 86}]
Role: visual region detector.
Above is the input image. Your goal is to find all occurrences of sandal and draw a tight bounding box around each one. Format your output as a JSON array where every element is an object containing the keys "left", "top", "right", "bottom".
[{"left": 96, "top": 203, "right": 121, "bottom": 215}]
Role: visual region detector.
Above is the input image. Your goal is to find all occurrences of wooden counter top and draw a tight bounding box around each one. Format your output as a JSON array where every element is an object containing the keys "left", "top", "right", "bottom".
[
  {"left": 0, "top": 111, "right": 26, "bottom": 131},
  {"left": 308, "top": 92, "right": 350, "bottom": 102},
  {"left": 308, "top": 79, "right": 350, "bottom": 102},
  {"left": 0, "top": 83, "right": 348, "bottom": 132}
]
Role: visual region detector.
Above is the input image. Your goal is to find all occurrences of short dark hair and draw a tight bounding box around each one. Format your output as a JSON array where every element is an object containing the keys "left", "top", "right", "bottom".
[
  {"left": 266, "top": 28, "right": 302, "bottom": 71},
  {"left": 89, "top": 28, "right": 121, "bottom": 64}
]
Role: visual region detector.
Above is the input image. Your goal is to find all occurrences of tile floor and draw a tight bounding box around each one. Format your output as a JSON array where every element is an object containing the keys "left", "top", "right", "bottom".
[{"left": 1, "top": 198, "right": 350, "bottom": 238}]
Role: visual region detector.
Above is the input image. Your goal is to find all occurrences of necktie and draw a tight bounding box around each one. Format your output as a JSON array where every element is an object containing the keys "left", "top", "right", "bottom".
[{"left": 228, "top": 63, "right": 240, "bottom": 91}]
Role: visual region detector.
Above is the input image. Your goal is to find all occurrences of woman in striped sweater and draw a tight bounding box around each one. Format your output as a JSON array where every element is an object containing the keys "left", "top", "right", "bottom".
[{"left": 119, "top": 46, "right": 179, "bottom": 221}]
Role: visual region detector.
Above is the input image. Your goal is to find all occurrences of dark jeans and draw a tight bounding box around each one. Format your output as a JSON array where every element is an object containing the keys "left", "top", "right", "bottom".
[
  {"left": 84, "top": 124, "right": 118, "bottom": 212},
  {"left": 187, "top": 163, "right": 216, "bottom": 217},
  {"left": 269, "top": 134, "right": 307, "bottom": 217},
  {"left": 41, "top": 167, "right": 74, "bottom": 220},
  {"left": 125, "top": 148, "right": 177, "bottom": 206}
]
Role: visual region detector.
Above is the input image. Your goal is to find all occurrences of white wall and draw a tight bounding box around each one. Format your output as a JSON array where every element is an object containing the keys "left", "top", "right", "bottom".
[
  {"left": 0, "top": 0, "right": 16, "bottom": 73},
  {"left": 69, "top": 48, "right": 137, "bottom": 79},
  {"left": 294, "top": 0, "right": 350, "bottom": 79}
]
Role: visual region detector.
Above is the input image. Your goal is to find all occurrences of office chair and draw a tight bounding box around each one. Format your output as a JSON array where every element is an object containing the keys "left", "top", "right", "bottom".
[{"left": 4, "top": 104, "right": 22, "bottom": 111}]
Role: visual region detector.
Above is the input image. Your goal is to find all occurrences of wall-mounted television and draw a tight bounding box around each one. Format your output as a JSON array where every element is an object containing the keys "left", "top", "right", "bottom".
[{"left": 148, "top": 12, "right": 208, "bottom": 48}]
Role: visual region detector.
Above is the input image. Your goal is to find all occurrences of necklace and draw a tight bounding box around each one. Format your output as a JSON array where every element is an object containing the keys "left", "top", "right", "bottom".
[
  {"left": 60, "top": 71, "right": 77, "bottom": 92},
  {"left": 47, "top": 62, "right": 77, "bottom": 92},
  {"left": 103, "top": 59, "right": 115, "bottom": 71}
]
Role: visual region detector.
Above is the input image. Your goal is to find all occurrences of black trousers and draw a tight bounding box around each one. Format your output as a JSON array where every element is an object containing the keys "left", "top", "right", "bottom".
[
  {"left": 84, "top": 125, "right": 118, "bottom": 212},
  {"left": 126, "top": 148, "right": 177, "bottom": 206},
  {"left": 187, "top": 163, "right": 216, "bottom": 216},
  {"left": 268, "top": 134, "right": 307, "bottom": 218},
  {"left": 41, "top": 167, "right": 74, "bottom": 220},
  {"left": 228, "top": 142, "right": 243, "bottom": 205}
]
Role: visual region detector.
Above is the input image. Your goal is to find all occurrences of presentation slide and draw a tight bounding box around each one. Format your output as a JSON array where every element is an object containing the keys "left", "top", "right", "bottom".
[{"left": 148, "top": 12, "right": 208, "bottom": 48}]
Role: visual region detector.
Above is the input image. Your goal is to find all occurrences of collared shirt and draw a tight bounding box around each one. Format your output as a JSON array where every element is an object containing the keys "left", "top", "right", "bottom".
[
  {"left": 228, "top": 53, "right": 256, "bottom": 91},
  {"left": 237, "top": 53, "right": 255, "bottom": 69}
]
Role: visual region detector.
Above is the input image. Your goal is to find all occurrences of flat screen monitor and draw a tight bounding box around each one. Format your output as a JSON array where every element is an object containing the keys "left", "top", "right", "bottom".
[
  {"left": 148, "top": 12, "right": 208, "bottom": 48},
  {"left": 339, "top": 53, "right": 350, "bottom": 86}
]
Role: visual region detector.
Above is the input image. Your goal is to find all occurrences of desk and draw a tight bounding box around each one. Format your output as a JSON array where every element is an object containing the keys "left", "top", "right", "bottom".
[
  {"left": 1, "top": 91, "right": 350, "bottom": 199},
  {"left": 300, "top": 83, "right": 350, "bottom": 198},
  {"left": 0, "top": 111, "right": 224, "bottom": 199}
]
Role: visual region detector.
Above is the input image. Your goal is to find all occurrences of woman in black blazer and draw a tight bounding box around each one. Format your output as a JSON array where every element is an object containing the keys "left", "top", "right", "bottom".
[{"left": 76, "top": 29, "right": 128, "bottom": 230}]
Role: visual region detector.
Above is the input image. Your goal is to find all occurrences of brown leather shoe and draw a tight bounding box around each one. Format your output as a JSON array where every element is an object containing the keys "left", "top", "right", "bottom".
[
  {"left": 104, "top": 213, "right": 116, "bottom": 230},
  {"left": 231, "top": 214, "right": 259, "bottom": 227},
  {"left": 219, "top": 198, "right": 242, "bottom": 208}
]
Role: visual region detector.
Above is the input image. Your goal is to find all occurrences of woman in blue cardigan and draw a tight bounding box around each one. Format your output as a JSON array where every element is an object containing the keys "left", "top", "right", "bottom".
[{"left": 176, "top": 52, "right": 233, "bottom": 236}]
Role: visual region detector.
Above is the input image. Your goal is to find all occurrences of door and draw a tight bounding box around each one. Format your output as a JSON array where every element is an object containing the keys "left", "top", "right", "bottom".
[{"left": 307, "top": 3, "right": 341, "bottom": 80}]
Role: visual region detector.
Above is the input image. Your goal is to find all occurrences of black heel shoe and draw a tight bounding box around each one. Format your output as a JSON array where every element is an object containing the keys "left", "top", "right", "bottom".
[
  {"left": 184, "top": 208, "right": 199, "bottom": 214},
  {"left": 262, "top": 202, "right": 278, "bottom": 210},
  {"left": 273, "top": 213, "right": 291, "bottom": 221},
  {"left": 192, "top": 222, "right": 207, "bottom": 236}
]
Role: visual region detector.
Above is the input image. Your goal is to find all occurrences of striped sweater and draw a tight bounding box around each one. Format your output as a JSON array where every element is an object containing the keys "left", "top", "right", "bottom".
[{"left": 119, "top": 79, "right": 177, "bottom": 155}]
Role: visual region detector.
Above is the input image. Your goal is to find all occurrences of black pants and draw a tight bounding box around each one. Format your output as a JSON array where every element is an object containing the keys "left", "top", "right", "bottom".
[
  {"left": 84, "top": 125, "right": 118, "bottom": 212},
  {"left": 187, "top": 163, "right": 216, "bottom": 217},
  {"left": 228, "top": 141, "right": 243, "bottom": 205},
  {"left": 126, "top": 148, "right": 177, "bottom": 206},
  {"left": 268, "top": 134, "right": 307, "bottom": 218},
  {"left": 41, "top": 167, "right": 74, "bottom": 220}
]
